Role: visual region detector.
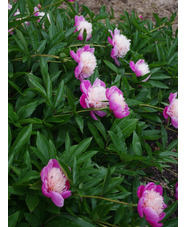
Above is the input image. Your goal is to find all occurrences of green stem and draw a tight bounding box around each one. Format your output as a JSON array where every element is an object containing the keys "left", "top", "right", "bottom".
[
  {"left": 69, "top": 44, "right": 106, "bottom": 48},
  {"left": 139, "top": 103, "right": 164, "bottom": 111},
  {"left": 11, "top": 54, "right": 60, "bottom": 62},
  {"left": 149, "top": 22, "right": 174, "bottom": 33},
  {"left": 73, "top": 194, "right": 137, "bottom": 207},
  {"left": 54, "top": 107, "right": 110, "bottom": 117}
]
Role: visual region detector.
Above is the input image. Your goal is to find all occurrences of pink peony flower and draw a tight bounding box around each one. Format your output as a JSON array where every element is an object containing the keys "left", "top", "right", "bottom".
[
  {"left": 137, "top": 182, "right": 167, "bottom": 227},
  {"left": 68, "top": 0, "right": 75, "bottom": 1},
  {"left": 80, "top": 78, "right": 109, "bottom": 120},
  {"left": 8, "top": 3, "right": 12, "bottom": 10},
  {"left": 70, "top": 45, "right": 97, "bottom": 81},
  {"left": 74, "top": 15, "right": 92, "bottom": 41},
  {"left": 108, "top": 28, "right": 130, "bottom": 66},
  {"left": 40, "top": 159, "right": 71, "bottom": 207},
  {"left": 130, "top": 59, "right": 151, "bottom": 82},
  {"left": 175, "top": 182, "right": 178, "bottom": 200},
  {"left": 163, "top": 92, "right": 178, "bottom": 128},
  {"left": 106, "top": 86, "right": 130, "bottom": 119},
  {"left": 138, "top": 14, "right": 143, "bottom": 19}
]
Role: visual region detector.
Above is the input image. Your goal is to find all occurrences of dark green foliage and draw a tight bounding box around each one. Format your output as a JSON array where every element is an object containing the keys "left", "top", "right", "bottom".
[{"left": 8, "top": 1, "right": 178, "bottom": 226}]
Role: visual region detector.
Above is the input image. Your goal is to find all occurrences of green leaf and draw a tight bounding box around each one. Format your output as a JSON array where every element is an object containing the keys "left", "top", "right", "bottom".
[
  {"left": 26, "top": 192, "right": 39, "bottom": 212},
  {"left": 10, "top": 124, "right": 32, "bottom": 155},
  {"left": 54, "top": 79, "right": 64, "bottom": 108},
  {"left": 75, "top": 115, "right": 84, "bottom": 133},
  {"left": 163, "top": 201, "right": 178, "bottom": 221},
  {"left": 77, "top": 150, "right": 98, "bottom": 164},
  {"left": 36, "top": 131, "right": 50, "bottom": 164},
  {"left": 102, "top": 165, "right": 111, "bottom": 195},
  {"left": 24, "top": 213, "right": 41, "bottom": 227},
  {"left": 148, "top": 80, "right": 169, "bottom": 89},
  {"left": 132, "top": 131, "right": 142, "bottom": 156},
  {"left": 88, "top": 122, "right": 104, "bottom": 149},
  {"left": 72, "top": 137, "right": 92, "bottom": 159},
  {"left": 161, "top": 126, "right": 167, "bottom": 149},
  {"left": 142, "top": 130, "right": 161, "bottom": 140},
  {"left": 164, "top": 218, "right": 178, "bottom": 227},
  {"left": 65, "top": 26, "right": 77, "bottom": 39},
  {"left": 114, "top": 205, "right": 125, "bottom": 225},
  {"left": 73, "top": 156, "right": 79, "bottom": 185},
  {"left": 14, "top": 29, "right": 29, "bottom": 58},
  {"left": 8, "top": 211, "right": 20, "bottom": 227},
  {"left": 27, "top": 73, "right": 47, "bottom": 98},
  {"left": 103, "top": 60, "right": 119, "bottom": 74},
  {"left": 65, "top": 86, "right": 76, "bottom": 111},
  {"left": 17, "top": 100, "right": 39, "bottom": 120}
]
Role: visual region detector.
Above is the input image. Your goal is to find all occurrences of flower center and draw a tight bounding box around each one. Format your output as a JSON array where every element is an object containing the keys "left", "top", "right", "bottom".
[
  {"left": 112, "top": 93, "right": 126, "bottom": 110},
  {"left": 167, "top": 99, "right": 178, "bottom": 119},
  {"left": 88, "top": 86, "right": 109, "bottom": 108},
  {"left": 143, "top": 189, "right": 164, "bottom": 215},
  {"left": 79, "top": 51, "right": 97, "bottom": 76},
  {"left": 137, "top": 63, "right": 150, "bottom": 76},
  {"left": 48, "top": 167, "right": 67, "bottom": 193},
  {"left": 113, "top": 35, "right": 130, "bottom": 57}
]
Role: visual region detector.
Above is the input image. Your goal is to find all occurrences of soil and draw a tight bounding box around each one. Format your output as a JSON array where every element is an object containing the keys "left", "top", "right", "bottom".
[{"left": 72, "top": 0, "right": 178, "bottom": 31}]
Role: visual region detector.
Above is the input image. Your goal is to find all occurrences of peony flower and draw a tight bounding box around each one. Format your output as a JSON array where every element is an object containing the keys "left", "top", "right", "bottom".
[
  {"left": 68, "top": 0, "right": 74, "bottom": 1},
  {"left": 106, "top": 86, "right": 130, "bottom": 119},
  {"left": 138, "top": 14, "right": 143, "bottom": 19},
  {"left": 8, "top": 3, "right": 12, "bottom": 10},
  {"left": 108, "top": 28, "right": 130, "bottom": 66},
  {"left": 74, "top": 15, "right": 92, "bottom": 41},
  {"left": 80, "top": 78, "right": 109, "bottom": 120},
  {"left": 163, "top": 92, "right": 178, "bottom": 128},
  {"left": 175, "top": 182, "right": 178, "bottom": 200},
  {"left": 40, "top": 159, "right": 71, "bottom": 207},
  {"left": 137, "top": 182, "right": 167, "bottom": 227},
  {"left": 130, "top": 59, "right": 151, "bottom": 82},
  {"left": 70, "top": 45, "right": 97, "bottom": 81}
]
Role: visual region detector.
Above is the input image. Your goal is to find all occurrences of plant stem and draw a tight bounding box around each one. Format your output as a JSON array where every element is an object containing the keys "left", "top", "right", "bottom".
[
  {"left": 11, "top": 54, "right": 60, "bottom": 62},
  {"left": 54, "top": 107, "right": 110, "bottom": 117},
  {"left": 139, "top": 103, "right": 164, "bottom": 111},
  {"left": 69, "top": 44, "right": 106, "bottom": 48},
  {"left": 73, "top": 194, "right": 137, "bottom": 207},
  {"left": 163, "top": 167, "right": 178, "bottom": 177},
  {"left": 149, "top": 22, "right": 175, "bottom": 33}
]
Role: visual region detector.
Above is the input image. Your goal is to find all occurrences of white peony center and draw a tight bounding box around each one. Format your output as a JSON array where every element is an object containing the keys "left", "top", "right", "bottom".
[
  {"left": 112, "top": 92, "right": 126, "bottom": 110},
  {"left": 79, "top": 51, "right": 97, "bottom": 76},
  {"left": 78, "top": 21, "right": 92, "bottom": 39},
  {"left": 48, "top": 167, "right": 67, "bottom": 193},
  {"left": 167, "top": 99, "right": 178, "bottom": 119},
  {"left": 143, "top": 189, "right": 164, "bottom": 215},
  {"left": 137, "top": 63, "right": 150, "bottom": 76},
  {"left": 88, "top": 86, "right": 109, "bottom": 108},
  {"left": 113, "top": 34, "right": 130, "bottom": 57}
]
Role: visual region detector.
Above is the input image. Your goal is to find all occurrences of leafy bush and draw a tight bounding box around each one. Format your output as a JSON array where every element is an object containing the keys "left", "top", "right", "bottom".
[{"left": 8, "top": 0, "right": 178, "bottom": 226}]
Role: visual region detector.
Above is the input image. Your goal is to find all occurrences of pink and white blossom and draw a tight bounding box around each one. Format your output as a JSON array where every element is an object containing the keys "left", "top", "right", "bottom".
[
  {"left": 175, "top": 182, "right": 178, "bottom": 200},
  {"left": 130, "top": 59, "right": 151, "bottom": 82},
  {"left": 108, "top": 28, "right": 130, "bottom": 66},
  {"left": 8, "top": 3, "right": 12, "bottom": 10},
  {"left": 80, "top": 78, "right": 109, "bottom": 120},
  {"left": 70, "top": 45, "right": 97, "bottom": 81},
  {"left": 137, "top": 182, "right": 167, "bottom": 227},
  {"left": 74, "top": 15, "right": 92, "bottom": 41},
  {"left": 106, "top": 86, "right": 130, "bottom": 119},
  {"left": 40, "top": 159, "right": 71, "bottom": 207},
  {"left": 163, "top": 92, "right": 178, "bottom": 128}
]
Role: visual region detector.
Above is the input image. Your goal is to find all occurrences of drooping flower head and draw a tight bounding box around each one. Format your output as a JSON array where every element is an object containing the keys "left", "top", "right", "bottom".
[
  {"left": 130, "top": 59, "right": 151, "bottom": 82},
  {"left": 137, "top": 182, "right": 167, "bottom": 227},
  {"left": 74, "top": 15, "right": 92, "bottom": 41},
  {"left": 80, "top": 78, "right": 109, "bottom": 120},
  {"left": 40, "top": 159, "right": 71, "bottom": 207},
  {"left": 70, "top": 45, "right": 97, "bottom": 81},
  {"left": 106, "top": 86, "right": 130, "bottom": 119},
  {"left": 163, "top": 92, "right": 178, "bottom": 129},
  {"left": 175, "top": 182, "right": 178, "bottom": 200},
  {"left": 108, "top": 28, "right": 130, "bottom": 66}
]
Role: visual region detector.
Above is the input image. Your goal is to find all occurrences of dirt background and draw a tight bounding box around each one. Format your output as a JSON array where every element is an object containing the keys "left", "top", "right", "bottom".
[{"left": 72, "top": 0, "right": 178, "bottom": 31}]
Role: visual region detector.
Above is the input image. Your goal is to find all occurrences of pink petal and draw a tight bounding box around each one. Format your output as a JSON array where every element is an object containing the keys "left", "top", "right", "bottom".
[
  {"left": 80, "top": 94, "right": 88, "bottom": 108},
  {"left": 169, "top": 92, "right": 177, "bottom": 104},
  {"left": 137, "top": 197, "right": 144, "bottom": 217},
  {"left": 108, "top": 36, "right": 113, "bottom": 45},
  {"left": 90, "top": 111, "right": 98, "bottom": 120},
  {"left": 171, "top": 116, "right": 178, "bottom": 128},
  {"left": 143, "top": 207, "right": 160, "bottom": 226},
  {"left": 50, "top": 191, "right": 64, "bottom": 207},
  {"left": 129, "top": 61, "right": 136, "bottom": 72},
  {"left": 137, "top": 185, "right": 145, "bottom": 198},
  {"left": 61, "top": 190, "right": 72, "bottom": 199},
  {"left": 80, "top": 80, "right": 92, "bottom": 95},
  {"left": 163, "top": 106, "right": 169, "bottom": 119}
]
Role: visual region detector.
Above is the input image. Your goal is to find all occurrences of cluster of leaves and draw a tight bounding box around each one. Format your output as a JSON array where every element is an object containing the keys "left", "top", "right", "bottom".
[{"left": 8, "top": 0, "right": 178, "bottom": 226}]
